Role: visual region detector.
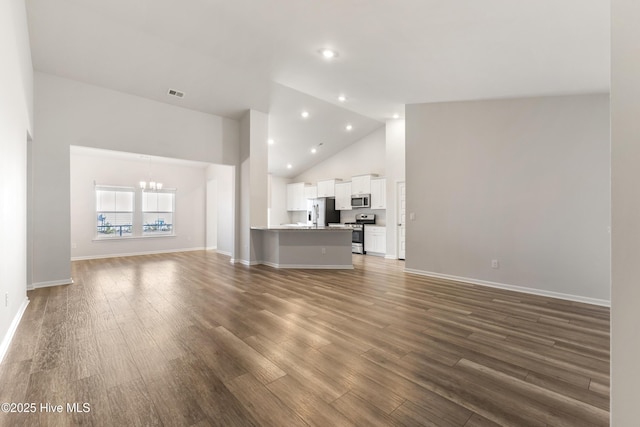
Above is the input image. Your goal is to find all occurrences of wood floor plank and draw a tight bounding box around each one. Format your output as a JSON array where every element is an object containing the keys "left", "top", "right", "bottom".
[
  {"left": 331, "top": 391, "right": 405, "bottom": 427},
  {"left": 266, "top": 374, "right": 355, "bottom": 427},
  {"left": 106, "top": 378, "right": 162, "bottom": 426},
  {"left": 225, "top": 373, "right": 307, "bottom": 427},
  {"left": 210, "top": 326, "right": 286, "bottom": 385},
  {"left": 170, "top": 355, "right": 260, "bottom": 426},
  {"left": 245, "top": 334, "right": 349, "bottom": 403},
  {"left": 390, "top": 398, "right": 472, "bottom": 427},
  {"left": 0, "top": 251, "right": 609, "bottom": 426},
  {"left": 93, "top": 328, "right": 141, "bottom": 389}
]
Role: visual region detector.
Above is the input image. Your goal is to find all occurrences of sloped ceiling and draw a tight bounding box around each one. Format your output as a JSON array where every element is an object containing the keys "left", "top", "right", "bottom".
[{"left": 26, "top": 0, "right": 610, "bottom": 176}]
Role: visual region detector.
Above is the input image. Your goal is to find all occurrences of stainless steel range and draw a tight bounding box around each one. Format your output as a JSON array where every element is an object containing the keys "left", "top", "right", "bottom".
[{"left": 344, "top": 213, "right": 376, "bottom": 254}]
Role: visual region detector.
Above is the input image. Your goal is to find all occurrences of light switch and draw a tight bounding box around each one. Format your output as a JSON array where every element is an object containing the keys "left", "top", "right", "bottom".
[{"left": 409, "top": 212, "right": 416, "bottom": 221}]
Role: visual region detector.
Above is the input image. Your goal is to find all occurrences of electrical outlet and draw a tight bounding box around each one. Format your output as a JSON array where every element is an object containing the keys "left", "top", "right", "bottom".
[
  {"left": 321, "top": 247, "right": 326, "bottom": 255},
  {"left": 71, "top": 243, "right": 77, "bottom": 249},
  {"left": 5, "top": 293, "right": 8, "bottom": 307},
  {"left": 491, "top": 259, "right": 499, "bottom": 269}
]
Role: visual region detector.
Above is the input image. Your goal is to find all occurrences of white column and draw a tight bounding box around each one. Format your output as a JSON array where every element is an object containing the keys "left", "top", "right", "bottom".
[{"left": 237, "top": 110, "right": 268, "bottom": 264}]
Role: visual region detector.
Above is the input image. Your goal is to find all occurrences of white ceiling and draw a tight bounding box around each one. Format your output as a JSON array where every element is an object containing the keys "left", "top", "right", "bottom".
[{"left": 26, "top": 0, "right": 610, "bottom": 177}]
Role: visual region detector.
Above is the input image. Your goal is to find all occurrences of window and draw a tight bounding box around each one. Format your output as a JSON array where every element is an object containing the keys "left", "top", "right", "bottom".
[
  {"left": 142, "top": 190, "right": 175, "bottom": 235},
  {"left": 96, "top": 186, "right": 134, "bottom": 237},
  {"left": 95, "top": 186, "right": 176, "bottom": 239}
]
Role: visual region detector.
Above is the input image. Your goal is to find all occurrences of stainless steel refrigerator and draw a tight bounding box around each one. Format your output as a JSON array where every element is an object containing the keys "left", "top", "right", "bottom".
[{"left": 306, "top": 198, "right": 340, "bottom": 226}]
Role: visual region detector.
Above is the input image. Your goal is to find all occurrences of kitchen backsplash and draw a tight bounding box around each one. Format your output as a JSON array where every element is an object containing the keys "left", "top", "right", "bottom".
[{"left": 340, "top": 209, "right": 386, "bottom": 226}]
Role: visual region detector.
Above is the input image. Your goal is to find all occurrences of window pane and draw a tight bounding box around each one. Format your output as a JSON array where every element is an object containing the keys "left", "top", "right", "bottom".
[
  {"left": 142, "top": 192, "right": 158, "bottom": 211},
  {"left": 157, "top": 193, "right": 174, "bottom": 212},
  {"left": 115, "top": 191, "right": 133, "bottom": 212},
  {"left": 97, "top": 190, "right": 115, "bottom": 211},
  {"left": 96, "top": 187, "right": 134, "bottom": 237},
  {"left": 143, "top": 213, "right": 173, "bottom": 235},
  {"left": 97, "top": 212, "right": 133, "bottom": 237}
]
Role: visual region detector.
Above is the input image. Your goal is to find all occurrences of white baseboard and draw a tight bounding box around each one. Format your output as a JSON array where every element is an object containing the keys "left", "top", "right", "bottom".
[
  {"left": 384, "top": 254, "right": 398, "bottom": 260},
  {"left": 216, "top": 250, "right": 232, "bottom": 257},
  {"left": 0, "top": 297, "right": 30, "bottom": 364},
  {"left": 28, "top": 278, "right": 73, "bottom": 291},
  {"left": 404, "top": 268, "right": 610, "bottom": 307},
  {"left": 235, "top": 259, "right": 260, "bottom": 266},
  {"left": 70, "top": 247, "right": 206, "bottom": 261},
  {"left": 205, "top": 246, "right": 217, "bottom": 251},
  {"left": 366, "top": 252, "right": 385, "bottom": 258},
  {"left": 260, "top": 261, "right": 354, "bottom": 270}
]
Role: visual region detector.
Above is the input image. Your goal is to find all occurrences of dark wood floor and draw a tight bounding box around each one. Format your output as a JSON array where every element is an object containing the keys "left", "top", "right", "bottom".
[{"left": 0, "top": 251, "right": 610, "bottom": 426}]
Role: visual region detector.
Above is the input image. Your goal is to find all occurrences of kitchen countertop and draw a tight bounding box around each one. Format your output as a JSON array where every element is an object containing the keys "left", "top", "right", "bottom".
[{"left": 251, "top": 225, "right": 351, "bottom": 231}]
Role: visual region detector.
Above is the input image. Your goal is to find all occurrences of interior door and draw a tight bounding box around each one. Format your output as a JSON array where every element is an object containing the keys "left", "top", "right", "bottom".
[{"left": 398, "top": 181, "right": 406, "bottom": 260}]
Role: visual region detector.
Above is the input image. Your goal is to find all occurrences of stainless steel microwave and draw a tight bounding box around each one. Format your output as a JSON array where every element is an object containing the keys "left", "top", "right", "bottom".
[{"left": 351, "top": 194, "right": 370, "bottom": 208}]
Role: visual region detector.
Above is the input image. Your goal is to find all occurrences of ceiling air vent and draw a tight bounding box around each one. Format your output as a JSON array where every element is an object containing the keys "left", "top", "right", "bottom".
[{"left": 167, "top": 88, "right": 185, "bottom": 98}]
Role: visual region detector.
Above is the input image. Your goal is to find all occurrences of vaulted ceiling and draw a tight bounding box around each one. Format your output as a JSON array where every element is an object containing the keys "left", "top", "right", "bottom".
[{"left": 26, "top": 0, "right": 610, "bottom": 176}]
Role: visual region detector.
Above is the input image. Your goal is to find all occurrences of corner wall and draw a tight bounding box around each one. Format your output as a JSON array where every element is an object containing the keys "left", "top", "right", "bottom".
[
  {"left": 406, "top": 94, "right": 610, "bottom": 304},
  {"left": 0, "top": 0, "right": 33, "bottom": 362}
]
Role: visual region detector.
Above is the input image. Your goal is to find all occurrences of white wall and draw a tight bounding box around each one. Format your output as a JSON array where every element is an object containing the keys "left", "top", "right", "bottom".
[
  {"left": 206, "top": 179, "right": 217, "bottom": 250},
  {"left": 293, "top": 127, "right": 386, "bottom": 184},
  {"left": 70, "top": 149, "right": 208, "bottom": 259},
  {"left": 33, "top": 72, "right": 239, "bottom": 286},
  {"left": 0, "top": 0, "right": 33, "bottom": 361},
  {"left": 206, "top": 164, "right": 235, "bottom": 256},
  {"left": 611, "top": 0, "right": 640, "bottom": 421},
  {"left": 385, "top": 119, "right": 406, "bottom": 258},
  {"left": 406, "top": 94, "right": 610, "bottom": 304}
]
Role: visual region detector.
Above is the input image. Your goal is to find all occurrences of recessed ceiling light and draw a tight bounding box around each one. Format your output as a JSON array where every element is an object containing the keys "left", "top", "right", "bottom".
[
  {"left": 311, "top": 148, "right": 317, "bottom": 154},
  {"left": 393, "top": 114, "right": 400, "bottom": 119},
  {"left": 345, "top": 124, "right": 353, "bottom": 131},
  {"left": 287, "top": 164, "right": 292, "bottom": 169},
  {"left": 268, "top": 138, "right": 275, "bottom": 145},
  {"left": 320, "top": 48, "right": 337, "bottom": 59},
  {"left": 338, "top": 95, "right": 346, "bottom": 102},
  {"left": 301, "top": 111, "right": 309, "bottom": 118}
]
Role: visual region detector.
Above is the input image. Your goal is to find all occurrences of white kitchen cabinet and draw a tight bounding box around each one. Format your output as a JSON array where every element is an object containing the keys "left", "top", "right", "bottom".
[
  {"left": 287, "top": 182, "right": 306, "bottom": 211},
  {"left": 317, "top": 179, "right": 341, "bottom": 198},
  {"left": 370, "top": 178, "right": 386, "bottom": 209},
  {"left": 304, "top": 185, "right": 317, "bottom": 200},
  {"left": 334, "top": 182, "right": 352, "bottom": 210},
  {"left": 364, "top": 226, "right": 386, "bottom": 255},
  {"left": 351, "top": 174, "right": 376, "bottom": 195}
]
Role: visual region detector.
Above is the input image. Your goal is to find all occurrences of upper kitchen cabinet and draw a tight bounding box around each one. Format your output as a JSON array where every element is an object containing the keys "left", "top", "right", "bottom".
[
  {"left": 370, "top": 178, "right": 386, "bottom": 209},
  {"left": 335, "top": 182, "right": 352, "bottom": 210},
  {"left": 351, "top": 174, "right": 377, "bottom": 195},
  {"left": 317, "top": 179, "right": 341, "bottom": 198},
  {"left": 287, "top": 182, "right": 306, "bottom": 211},
  {"left": 304, "top": 185, "right": 318, "bottom": 200}
]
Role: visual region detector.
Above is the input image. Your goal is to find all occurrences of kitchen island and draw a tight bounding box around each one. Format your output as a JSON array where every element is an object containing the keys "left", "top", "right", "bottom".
[{"left": 250, "top": 226, "right": 353, "bottom": 269}]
